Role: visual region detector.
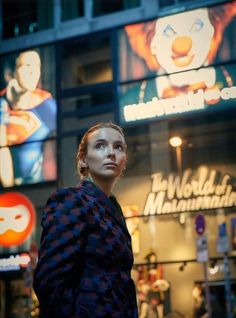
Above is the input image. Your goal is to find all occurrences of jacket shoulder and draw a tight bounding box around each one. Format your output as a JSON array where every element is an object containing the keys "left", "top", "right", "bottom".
[
  {"left": 41, "top": 186, "right": 89, "bottom": 227},
  {"left": 46, "top": 185, "right": 86, "bottom": 201}
]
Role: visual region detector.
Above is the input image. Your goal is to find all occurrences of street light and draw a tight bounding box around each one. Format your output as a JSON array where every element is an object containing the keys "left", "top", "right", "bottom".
[
  {"left": 169, "top": 136, "right": 182, "bottom": 148},
  {"left": 169, "top": 136, "right": 182, "bottom": 174}
]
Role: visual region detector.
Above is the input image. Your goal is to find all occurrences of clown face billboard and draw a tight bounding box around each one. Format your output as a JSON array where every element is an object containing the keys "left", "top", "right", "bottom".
[
  {"left": 0, "top": 192, "right": 36, "bottom": 247},
  {"left": 118, "top": 2, "right": 236, "bottom": 124}
]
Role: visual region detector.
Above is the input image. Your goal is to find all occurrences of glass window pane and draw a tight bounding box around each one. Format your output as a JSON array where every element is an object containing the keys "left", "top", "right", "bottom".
[
  {"left": 61, "top": 35, "right": 112, "bottom": 88},
  {"left": 158, "top": 0, "right": 175, "bottom": 8},
  {"left": 61, "top": 89, "right": 114, "bottom": 115},
  {"left": 61, "top": 136, "right": 79, "bottom": 186},
  {"left": 61, "top": 112, "right": 114, "bottom": 134},
  {"left": 2, "top": 0, "right": 53, "bottom": 39},
  {"left": 61, "top": 0, "right": 84, "bottom": 21},
  {"left": 124, "top": 109, "right": 236, "bottom": 178},
  {"left": 125, "top": 125, "right": 151, "bottom": 176},
  {"left": 93, "top": 0, "right": 140, "bottom": 17}
]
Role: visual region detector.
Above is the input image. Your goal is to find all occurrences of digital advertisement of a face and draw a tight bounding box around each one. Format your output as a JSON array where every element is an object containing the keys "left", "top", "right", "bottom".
[
  {"left": 118, "top": 2, "right": 236, "bottom": 124},
  {"left": 0, "top": 47, "right": 57, "bottom": 188}
]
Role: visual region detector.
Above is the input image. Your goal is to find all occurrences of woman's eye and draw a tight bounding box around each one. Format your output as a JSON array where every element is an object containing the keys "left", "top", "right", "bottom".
[
  {"left": 95, "top": 143, "right": 105, "bottom": 150},
  {"left": 115, "top": 144, "right": 124, "bottom": 151}
]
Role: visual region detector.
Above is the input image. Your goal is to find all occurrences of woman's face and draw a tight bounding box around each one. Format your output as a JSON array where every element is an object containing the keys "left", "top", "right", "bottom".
[{"left": 83, "top": 127, "right": 126, "bottom": 182}]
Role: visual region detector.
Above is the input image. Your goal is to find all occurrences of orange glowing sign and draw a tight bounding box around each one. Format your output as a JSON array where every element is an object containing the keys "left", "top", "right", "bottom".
[{"left": 0, "top": 192, "right": 36, "bottom": 247}]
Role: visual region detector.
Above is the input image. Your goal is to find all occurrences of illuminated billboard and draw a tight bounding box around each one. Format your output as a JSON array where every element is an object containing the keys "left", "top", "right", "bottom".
[
  {"left": 0, "top": 192, "right": 36, "bottom": 248},
  {"left": 0, "top": 46, "right": 57, "bottom": 187},
  {"left": 118, "top": 2, "right": 236, "bottom": 125}
]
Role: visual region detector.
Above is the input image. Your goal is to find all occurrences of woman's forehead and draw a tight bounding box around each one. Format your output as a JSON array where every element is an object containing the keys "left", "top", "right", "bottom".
[{"left": 88, "top": 127, "right": 125, "bottom": 143}]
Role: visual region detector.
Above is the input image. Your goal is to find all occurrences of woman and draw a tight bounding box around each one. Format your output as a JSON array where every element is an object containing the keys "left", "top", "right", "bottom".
[{"left": 33, "top": 122, "right": 138, "bottom": 318}]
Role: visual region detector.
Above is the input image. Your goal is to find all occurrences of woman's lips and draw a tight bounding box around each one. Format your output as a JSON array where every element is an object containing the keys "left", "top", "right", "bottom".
[{"left": 104, "top": 162, "right": 117, "bottom": 167}]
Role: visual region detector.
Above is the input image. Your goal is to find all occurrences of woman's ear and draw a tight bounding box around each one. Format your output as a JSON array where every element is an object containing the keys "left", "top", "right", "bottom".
[{"left": 80, "top": 157, "right": 88, "bottom": 168}]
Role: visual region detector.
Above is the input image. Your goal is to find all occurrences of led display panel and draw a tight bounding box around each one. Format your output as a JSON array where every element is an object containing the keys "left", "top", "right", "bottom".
[
  {"left": 0, "top": 139, "right": 57, "bottom": 187},
  {"left": 118, "top": 2, "right": 236, "bottom": 125},
  {"left": 0, "top": 46, "right": 57, "bottom": 187}
]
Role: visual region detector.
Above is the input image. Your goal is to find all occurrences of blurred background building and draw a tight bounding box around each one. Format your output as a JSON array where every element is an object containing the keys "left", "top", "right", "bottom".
[{"left": 0, "top": 0, "right": 236, "bottom": 317}]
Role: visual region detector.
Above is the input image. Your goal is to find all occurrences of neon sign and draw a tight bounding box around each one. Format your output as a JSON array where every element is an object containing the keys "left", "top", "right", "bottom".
[
  {"left": 144, "top": 166, "right": 236, "bottom": 215},
  {"left": 0, "top": 192, "right": 36, "bottom": 247},
  {"left": 0, "top": 253, "right": 31, "bottom": 271},
  {"left": 123, "top": 86, "right": 236, "bottom": 122}
]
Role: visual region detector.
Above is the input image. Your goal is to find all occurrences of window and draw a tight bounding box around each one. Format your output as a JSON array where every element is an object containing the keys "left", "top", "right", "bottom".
[
  {"left": 61, "top": 35, "right": 112, "bottom": 89},
  {"left": 93, "top": 0, "right": 141, "bottom": 17},
  {"left": 61, "top": 0, "right": 84, "bottom": 21},
  {"left": 124, "top": 125, "right": 151, "bottom": 176},
  {"left": 123, "top": 108, "right": 236, "bottom": 177},
  {"left": 61, "top": 112, "right": 114, "bottom": 135},
  {"left": 158, "top": 0, "right": 210, "bottom": 9},
  {"left": 1, "top": 0, "right": 54, "bottom": 39},
  {"left": 158, "top": 0, "right": 175, "bottom": 8},
  {"left": 60, "top": 87, "right": 114, "bottom": 134},
  {"left": 61, "top": 88, "right": 114, "bottom": 116}
]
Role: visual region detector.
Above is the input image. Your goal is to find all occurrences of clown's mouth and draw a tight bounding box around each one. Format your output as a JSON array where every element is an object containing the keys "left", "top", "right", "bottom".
[{"left": 172, "top": 54, "right": 194, "bottom": 67}]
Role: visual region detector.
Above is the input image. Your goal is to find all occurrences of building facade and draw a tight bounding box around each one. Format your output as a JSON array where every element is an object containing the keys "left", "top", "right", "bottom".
[{"left": 0, "top": 0, "right": 236, "bottom": 317}]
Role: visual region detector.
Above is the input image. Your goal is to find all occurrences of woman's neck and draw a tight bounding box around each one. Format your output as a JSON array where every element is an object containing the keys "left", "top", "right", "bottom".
[{"left": 86, "top": 175, "right": 115, "bottom": 196}]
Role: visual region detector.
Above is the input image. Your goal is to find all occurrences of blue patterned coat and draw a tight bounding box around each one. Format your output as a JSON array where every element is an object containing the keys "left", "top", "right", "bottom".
[{"left": 33, "top": 179, "right": 138, "bottom": 318}]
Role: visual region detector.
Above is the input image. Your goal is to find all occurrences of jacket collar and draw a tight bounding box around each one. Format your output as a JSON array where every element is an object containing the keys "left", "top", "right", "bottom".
[{"left": 79, "top": 179, "right": 130, "bottom": 237}]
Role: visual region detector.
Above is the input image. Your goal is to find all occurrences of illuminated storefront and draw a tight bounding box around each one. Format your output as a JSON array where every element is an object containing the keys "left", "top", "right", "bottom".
[{"left": 115, "top": 3, "right": 236, "bottom": 315}]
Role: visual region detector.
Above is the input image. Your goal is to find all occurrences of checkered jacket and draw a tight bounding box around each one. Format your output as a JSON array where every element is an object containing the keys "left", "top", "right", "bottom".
[{"left": 33, "top": 179, "right": 138, "bottom": 318}]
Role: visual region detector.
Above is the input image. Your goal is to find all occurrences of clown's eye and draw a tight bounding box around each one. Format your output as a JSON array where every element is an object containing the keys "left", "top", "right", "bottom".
[
  {"left": 163, "top": 25, "right": 176, "bottom": 37},
  {"left": 190, "top": 18, "right": 204, "bottom": 32}
]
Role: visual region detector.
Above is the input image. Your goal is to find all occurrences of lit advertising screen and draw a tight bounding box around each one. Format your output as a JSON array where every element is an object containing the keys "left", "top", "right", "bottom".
[
  {"left": 0, "top": 46, "right": 57, "bottom": 187},
  {"left": 0, "top": 192, "right": 36, "bottom": 248},
  {"left": 118, "top": 2, "right": 236, "bottom": 125}
]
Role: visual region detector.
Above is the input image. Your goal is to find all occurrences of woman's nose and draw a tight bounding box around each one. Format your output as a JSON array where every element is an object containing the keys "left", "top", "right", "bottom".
[{"left": 108, "top": 146, "right": 115, "bottom": 156}]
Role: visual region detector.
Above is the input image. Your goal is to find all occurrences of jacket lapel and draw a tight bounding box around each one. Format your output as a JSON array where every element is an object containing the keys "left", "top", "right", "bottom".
[{"left": 80, "top": 179, "right": 131, "bottom": 237}]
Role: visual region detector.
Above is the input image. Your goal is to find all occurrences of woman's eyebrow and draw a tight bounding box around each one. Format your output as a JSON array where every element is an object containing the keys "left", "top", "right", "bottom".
[
  {"left": 94, "top": 139, "right": 107, "bottom": 143},
  {"left": 114, "top": 140, "right": 125, "bottom": 144},
  {"left": 94, "top": 139, "right": 124, "bottom": 143}
]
